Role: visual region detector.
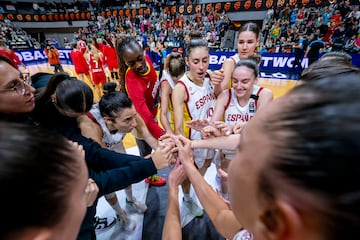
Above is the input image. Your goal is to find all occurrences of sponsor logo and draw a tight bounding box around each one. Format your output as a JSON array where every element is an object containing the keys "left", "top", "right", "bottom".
[
  {"left": 15, "top": 49, "right": 72, "bottom": 63},
  {"left": 261, "top": 56, "right": 308, "bottom": 68}
]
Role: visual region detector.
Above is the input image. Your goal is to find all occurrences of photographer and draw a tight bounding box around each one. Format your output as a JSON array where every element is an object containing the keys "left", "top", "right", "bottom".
[{"left": 44, "top": 44, "right": 64, "bottom": 73}]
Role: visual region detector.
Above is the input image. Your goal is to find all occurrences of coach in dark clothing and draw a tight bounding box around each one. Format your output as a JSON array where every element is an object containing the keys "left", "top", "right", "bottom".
[
  {"left": 291, "top": 33, "right": 307, "bottom": 73},
  {"left": 305, "top": 34, "right": 325, "bottom": 66},
  {"left": 32, "top": 74, "right": 172, "bottom": 240}
]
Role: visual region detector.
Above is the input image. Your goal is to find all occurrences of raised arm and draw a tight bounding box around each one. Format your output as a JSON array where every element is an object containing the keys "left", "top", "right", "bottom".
[
  {"left": 211, "top": 89, "right": 229, "bottom": 122},
  {"left": 162, "top": 162, "right": 186, "bottom": 240},
  {"left": 214, "top": 59, "right": 235, "bottom": 96},
  {"left": 174, "top": 135, "right": 242, "bottom": 239}
]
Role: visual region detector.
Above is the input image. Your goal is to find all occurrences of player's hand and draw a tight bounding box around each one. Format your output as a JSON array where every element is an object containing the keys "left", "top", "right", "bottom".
[
  {"left": 210, "top": 68, "right": 225, "bottom": 86},
  {"left": 186, "top": 119, "right": 209, "bottom": 131},
  {"left": 172, "top": 135, "right": 194, "bottom": 167},
  {"left": 168, "top": 160, "right": 187, "bottom": 189},
  {"left": 85, "top": 178, "right": 99, "bottom": 207},
  {"left": 151, "top": 143, "right": 173, "bottom": 169},
  {"left": 201, "top": 125, "right": 222, "bottom": 138}
]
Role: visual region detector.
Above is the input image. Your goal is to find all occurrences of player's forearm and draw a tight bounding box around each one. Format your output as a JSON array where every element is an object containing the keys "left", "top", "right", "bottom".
[{"left": 191, "top": 134, "right": 240, "bottom": 150}]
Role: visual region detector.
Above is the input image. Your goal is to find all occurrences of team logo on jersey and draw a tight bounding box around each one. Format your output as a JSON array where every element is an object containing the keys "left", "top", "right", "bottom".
[
  {"left": 239, "top": 231, "right": 253, "bottom": 240},
  {"left": 249, "top": 102, "right": 255, "bottom": 114}
]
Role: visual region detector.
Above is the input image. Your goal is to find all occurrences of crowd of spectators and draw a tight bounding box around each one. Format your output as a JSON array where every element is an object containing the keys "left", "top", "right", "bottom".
[
  {"left": 261, "top": 0, "right": 359, "bottom": 54},
  {"left": 0, "top": 19, "right": 40, "bottom": 50},
  {"left": 68, "top": 0, "right": 359, "bottom": 59},
  {"left": 67, "top": 0, "right": 229, "bottom": 68}
]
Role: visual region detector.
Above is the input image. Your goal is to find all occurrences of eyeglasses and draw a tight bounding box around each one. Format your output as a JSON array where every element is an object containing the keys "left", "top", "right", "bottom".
[{"left": 0, "top": 72, "right": 31, "bottom": 96}]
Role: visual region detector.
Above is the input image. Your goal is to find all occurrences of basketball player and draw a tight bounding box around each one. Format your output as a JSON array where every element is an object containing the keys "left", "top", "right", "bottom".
[
  {"left": 159, "top": 52, "right": 186, "bottom": 133},
  {"left": 171, "top": 36, "right": 215, "bottom": 217},
  {"left": 211, "top": 22, "right": 260, "bottom": 96},
  {"left": 116, "top": 36, "right": 166, "bottom": 186}
]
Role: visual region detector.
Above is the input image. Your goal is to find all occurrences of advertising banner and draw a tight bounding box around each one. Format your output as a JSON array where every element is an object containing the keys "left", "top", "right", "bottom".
[{"left": 14, "top": 48, "right": 360, "bottom": 79}]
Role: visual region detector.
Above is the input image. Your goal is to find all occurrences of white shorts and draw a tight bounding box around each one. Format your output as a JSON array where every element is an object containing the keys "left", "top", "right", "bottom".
[
  {"left": 222, "top": 149, "right": 236, "bottom": 160},
  {"left": 193, "top": 148, "right": 214, "bottom": 168}
]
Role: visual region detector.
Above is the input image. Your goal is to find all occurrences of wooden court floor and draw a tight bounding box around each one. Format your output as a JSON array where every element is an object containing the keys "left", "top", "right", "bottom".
[{"left": 24, "top": 63, "right": 297, "bottom": 148}]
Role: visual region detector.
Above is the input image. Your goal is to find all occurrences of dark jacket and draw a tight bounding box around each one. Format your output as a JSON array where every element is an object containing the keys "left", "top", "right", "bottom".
[{"left": 32, "top": 100, "right": 157, "bottom": 239}]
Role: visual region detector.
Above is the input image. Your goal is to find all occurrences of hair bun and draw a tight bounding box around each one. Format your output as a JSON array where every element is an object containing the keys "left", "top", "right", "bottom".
[{"left": 103, "top": 82, "right": 118, "bottom": 94}]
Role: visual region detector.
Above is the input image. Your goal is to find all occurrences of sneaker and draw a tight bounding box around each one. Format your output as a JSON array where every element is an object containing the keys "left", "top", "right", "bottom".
[
  {"left": 94, "top": 216, "right": 117, "bottom": 232},
  {"left": 145, "top": 175, "right": 166, "bottom": 186},
  {"left": 126, "top": 198, "right": 148, "bottom": 213},
  {"left": 117, "top": 213, "right": 136, "bottom": 232},
  {"left": 183, "top": 198, "right": 204, "bottom": 217}
]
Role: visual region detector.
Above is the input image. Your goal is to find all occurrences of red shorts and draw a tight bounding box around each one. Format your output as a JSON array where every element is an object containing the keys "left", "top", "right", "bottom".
[
  {"left": 75, "top": 68, "right": 89, "bottom": 75},
  {"left": 91, "top": 71, "right": 106, "bottom": 85},
  {"left": 74, "top": 63, "right": 89, "bottom": 75}
]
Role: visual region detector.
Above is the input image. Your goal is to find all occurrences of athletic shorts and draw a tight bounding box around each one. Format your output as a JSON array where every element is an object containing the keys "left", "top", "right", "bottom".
[
  {"left": 92, "top": 71, "right": 106, "bottom": 85},
  {"left": 75, "top": 66, "right": 89, "bottom": 75},
  {"left": 193, "top": 148, "right": 214, "bottom": 169}
]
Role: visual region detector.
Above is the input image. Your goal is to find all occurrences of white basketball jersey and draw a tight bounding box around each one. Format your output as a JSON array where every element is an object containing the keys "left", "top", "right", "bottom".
[
  {"left": 160, "top": 70, "right": 176, "bottom": 89},
  {"left": 178, "top": 73, "right": 215, "bottom": 167},
  {"left": 179, "top": 73, "right": 215, "bottom": 140},
  {"left": 230, "top": 53, "right": 240, "bottom": 65},
  {"left": 225, "top": 85, "right": 263, "bottom": 126},
  {"left": 89, "top": 104, "right": 126, "bottom": 153}
]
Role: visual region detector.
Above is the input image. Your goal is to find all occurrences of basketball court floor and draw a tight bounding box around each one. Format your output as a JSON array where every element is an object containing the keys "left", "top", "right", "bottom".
[{"left": 25, "top": 63, "right": 297, "bottom": 240}]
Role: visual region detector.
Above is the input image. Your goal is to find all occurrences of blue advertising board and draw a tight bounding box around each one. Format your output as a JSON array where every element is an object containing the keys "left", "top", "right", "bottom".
[{"left": 14, "top": 48, "right": 73, "bottom": 65}]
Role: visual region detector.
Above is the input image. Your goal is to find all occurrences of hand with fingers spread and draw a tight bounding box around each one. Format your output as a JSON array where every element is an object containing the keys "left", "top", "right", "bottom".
[
  {"left": 186, "top": 119, "right": 209, "bottom": 132},
  {"left": 85, "top": 178, "right": 99, "bottom": 207}
]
